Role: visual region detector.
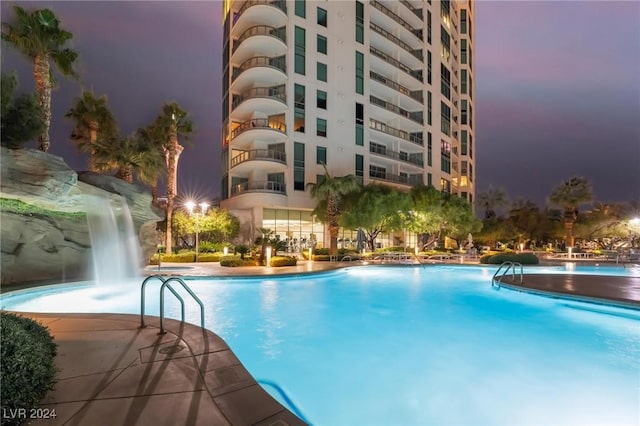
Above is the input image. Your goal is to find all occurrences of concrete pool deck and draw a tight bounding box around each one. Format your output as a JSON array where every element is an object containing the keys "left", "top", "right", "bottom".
[{"left": 7, "top": 260, "right": 640, "bottom": 425}]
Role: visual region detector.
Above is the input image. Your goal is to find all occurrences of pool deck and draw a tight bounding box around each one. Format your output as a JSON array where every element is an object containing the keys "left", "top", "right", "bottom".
[{"left": 6, "top": 260, "right": 640, "bottom": 425}]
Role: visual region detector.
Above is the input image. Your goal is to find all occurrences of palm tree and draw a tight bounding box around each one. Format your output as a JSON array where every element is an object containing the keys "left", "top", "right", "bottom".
[
  {"left": 476, "top": 185, "right": 509, "bottom": 220},
  {"left": 93, "top": 132, "right": 164, "bottom": 185},
  {"left": 135, "top": 125, "right": 165, "bottom": 205},
  {"left": 2, "top": 6, "right": 79, "bottom": 152},
  {"left": 306, "top": 165, "right": 360, "bottom": 255},
  {"left": 65, "top": 91, "right": 117, "bottom": 171},
  {"left": 549, "top": 176, "right": 593, "bottom": 247},
  {"left": 149, "top": 102, "right": 194, "bottom": 255}
]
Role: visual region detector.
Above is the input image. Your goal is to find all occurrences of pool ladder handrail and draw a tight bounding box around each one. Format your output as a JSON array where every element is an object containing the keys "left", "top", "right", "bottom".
[
  {"left": 140, "top": 275, "right": 205, "bottom": 334},
  {"left": 492, "top": 261, "right": 523, "bottom": 289}
]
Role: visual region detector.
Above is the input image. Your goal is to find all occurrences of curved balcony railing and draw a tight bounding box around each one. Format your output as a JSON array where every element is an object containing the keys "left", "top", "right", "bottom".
[
  {"left": 400, "top": 0, "right": 423, "bottom": 20},
  {"left": 370, "top": 46, "right": 422, "bottom": 82},
  {"left": 370, "top": 22, "right": 422, "bottom": 61},
  {"left": 369, "top": 142, "right": 424, "bottom": 167},
  {"left": 370, "top": 95, "right": 423, "bottom": 125},
  {"left": 370, "top": 0, "right": 421, "bottom": 41},
  {"left": 232, "top": 86, "right": 286, "bottom": 110},
  {"left": 238, "top": 0, "right": 287, "bottom": 16},
  {"left": 233, "top": 25, "right": 286, "bottom": 53},
  {"left": 230, "top": 118, "right": 286, "bottom": 140},
  {"left": 370, "top": 170, "right": 422, "bottom": 186},
  {"left": 232, "top": 56, "right": 286, "bottom": 81},
  {"left": 369, "top": 118, "right": 423, "bottom": 146},
  {"left": 230, "top": 149, "right": 286, "bottom": 168},
  {"left": 370, "top": 71, "right": 423, "bottom": 104},
  {"left": 231, "top": 180, "right": 286, "bottom": 196}
]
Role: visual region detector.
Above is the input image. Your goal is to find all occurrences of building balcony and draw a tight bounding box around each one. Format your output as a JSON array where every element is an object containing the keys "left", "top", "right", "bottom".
[
  {"left": 370, "top": 71, "right": 423, "bottom": 110},
  {"left": 232, "top": 0, "right": 287, "bottom": 37},
  {"left": 369, "top": 169, "right": 422, "bottom": 186},
  {"left": 369, "top": 142, "right": 424, "bottom": 168},
  {"left": 370, "top": 46, "right": 423, "bottom": 89},
  {"left": 399, "top": 0, "right": 423, "bottom": 23},
  {"left": 231, "top": 86, "right": 287, "bottom": 121},
  {"left": 370, "top": 95, "right": 423, "bottom": 130},
  {"left": 370, "top": 0, "right": 422, "bottom": 46},
  {"left": 230, "top": 118, "right": 287, "bottom": 149},
  {"left": 369, "top": 118, "right": 423, "bottom": 147},
  {"left": 370, "top": 22, "right": 423, "bottom": 69},
  {"left": 231, "top": 55, "right": 286, "bottom": 92},
  {"left": 230, "top": 148, "right": 287, "bottom": 172},
  {"left": 232, "top": 25, "right": 286, "bottom": 65},
  {"left": 230, "top": 180, "right": 286, "bottom": 197}
]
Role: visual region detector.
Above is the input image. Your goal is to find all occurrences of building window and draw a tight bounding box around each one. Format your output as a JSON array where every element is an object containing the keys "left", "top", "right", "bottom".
[
  {"left": 469, "top": 46, "right": 473, "bottom": 70},
  {"left": 461, "top": 39, "right": 467, "bottom": 64},
  {"left": 294, "top": 142, "right": 305, "bottom": 190},
  {"left": 317, "top": 90, "right": 327, "bottom": 109},
  {"left": 469, "top": 134, "right": 473, "bottom": 159},
  {"left": 356, "top": 1, "right": 364, "bottom": 44},
  {"left": 460, "top": 9, "right": 467, "bottom": 34},
  {"left": 427, "top": 132, "right": 432, "bottom": 166},
  {"left": 356, "top": 102, "right": 364, "bottom": 146},
  {"left": 461, "top": 100, "right": 467, "bottom": 125},
  {"left": 427, "top": 10, "right": 432, "bottom": 45},
  {"left": 317, "top": 118, "right": 327, "bottom": 137},
  {"left": 294, "top": 84, "right": 305, "bottom": 132},
  {"left": 370, "top": 164, "right": 386, "bottom": 179},
  {"left": 441, "top": 140, "right": 451, "bottom": 173},
  {"left": 461, "top": 130, "right": 467, "bottom": 156},
  {"left": 317, "top": 62, "right": 327, "bottom": 82},
  {"left": 441, "top": 102, "right": 451, "bottom": 136},
  {"left": 441, "top": 178, "right": 451, "bottom": 193},
  {"left": 427, "top": 91, "right": 432, "bottom": 125},
  {"left": 469, "top": 75, "right": 473, "bottom": 99},
  {"left": 427, "top": 51, "right": 432, "bottom": 85},
  {"left": 427, "top": 173, "right": 432, "bottom": 187},
  {"left": 317, "top": 146, "right": 327, "bottom": 165},
  {"left": 295, "top": 0, "right": 305, "bottom": 18},
  {"left": 461, "top": 69, "right": 467, "bottom": 94},
  {"left": 469, "top": 104, "right": 473, "bottom": 129},
  {"left": 295, "top": 26, "right": 306, "bottom": 75},
  {"left": 441, "top": 26, "right": 450, "bottom": 62},
  {"left": 441, "top": 64, "right": 451, "bottom": 100},
  {"left": 317, "top": 35, "right": 327, "bottom": 54},
  {"left": 355, "top": 51, "right": 364, "bottom": 94},
  {"left": 355, "top": 154, "right": 364, "bottom": 182},
  {"left": 317, "top": 7, "right": 327, "bottom": 27},
  {"left": 441, "top": 0, "right": 451, "bottom": 29}
]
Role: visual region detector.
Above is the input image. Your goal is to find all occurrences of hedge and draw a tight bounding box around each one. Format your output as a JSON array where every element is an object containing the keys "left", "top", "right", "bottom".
[
  {"left": 480, "top": 253, "right": 540, "bottom": 265},
  {"left": 149, "top": 252, "right": 227, "bottom": 264},
  {"left": 270, "top": 256, "right": 297, "bottom": 267},
  {"left": 1, "top": 313, "right": 57, "bottom": 426}
]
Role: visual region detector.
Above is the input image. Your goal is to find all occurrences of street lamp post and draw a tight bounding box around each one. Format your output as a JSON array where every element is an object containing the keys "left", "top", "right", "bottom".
[{"left": 185, "top": 200, "right": 209, "bottom": 262}]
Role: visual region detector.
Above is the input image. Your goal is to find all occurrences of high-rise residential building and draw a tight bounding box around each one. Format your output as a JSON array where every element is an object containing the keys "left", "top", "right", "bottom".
[{"left": 221, "top": 0, "right": 475, "bottom": 249}]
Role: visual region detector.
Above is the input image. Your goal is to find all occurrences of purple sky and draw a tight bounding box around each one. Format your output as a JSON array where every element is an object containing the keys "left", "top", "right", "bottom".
[{"left": 2, "top": 1, "right": 639, "bottom": 206}]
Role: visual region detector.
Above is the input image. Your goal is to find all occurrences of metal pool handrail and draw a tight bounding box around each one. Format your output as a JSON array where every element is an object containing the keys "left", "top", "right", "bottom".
[
  {"left": 140, "top": 275, "right": 186, "bottom": 328},
  {"left": 159, "top": 277, "right": 205, "bottom": 334},
  {"left": 492, "top": 261, "right": 523, "bottom": 289}
]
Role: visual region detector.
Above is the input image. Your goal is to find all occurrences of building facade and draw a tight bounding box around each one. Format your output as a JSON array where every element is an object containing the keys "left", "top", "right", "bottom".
[{"left": 220, "top": 0, "right": 475, "bottom": 249}]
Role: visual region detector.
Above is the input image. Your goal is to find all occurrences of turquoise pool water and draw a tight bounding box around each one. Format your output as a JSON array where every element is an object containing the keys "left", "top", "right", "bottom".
[{"left": 2, "top": 265, "right": 639, "bottom": 425}]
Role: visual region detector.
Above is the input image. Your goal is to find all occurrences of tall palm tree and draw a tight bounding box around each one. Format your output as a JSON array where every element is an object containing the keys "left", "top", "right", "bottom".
[
  {"left": 135, "top": 125, "right": 165, "bottom": 205},
  {"left": 149, "top": 102, "right": 194, "bottom": 255},
  {"left": 2, "top": 6, "right": 79, "bottom": 152},
  {"left": 306, "top": 165, "right": 360, "bottom": 255},
  {"left": 93, "top": 132, "right": 164, "bottom": 185},
  {"left": 65, "top": 91, "right": 117, "bottom": 171},
  {"left": 476, "top": 185, "right": 509, "bottom": 219},
  {"left": 549, "top": 176, "right": 593, "bottom": 247}
]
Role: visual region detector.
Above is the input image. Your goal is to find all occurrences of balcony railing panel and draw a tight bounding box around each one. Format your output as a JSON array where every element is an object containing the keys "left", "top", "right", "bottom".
[
  {"left": 370, "top": 0, "right": 421, "bottom": 41},
  {"left": 230, "top": 118, "right": 286, "bottom": 140},
  {"left": 369, "top": 171, "right": 422, "bottom": 186},
  {"left": 370, "top": 95, "right": 423, "bottom": 125},
  {"left": 370, "top": 71, "right": 423, "bottom": 104},
  {"left": 370, "top": 46, "right": 422, "bottom": 82},
  {"left": 232, "top": 56, "right": 286, "bottom": 81},
  {"left": 238, "top": 0, "right": 287, "bottom": 16},
  {"left": 369, "top": 142, "right": 424, "bottom": 167},
  {"left": 369, "top": 118, "right": 423, "bottom": 146},
  {"left": 370, "top": 22, "right": 423, "bottom": 61},
  {"left": 232, "top": 86, "right": 286, "bottom": 109},
  {"left": 231, "top": 180, "right": 286, "bottom": 196},
  {"left": 230, "top": 149, "right": 286, "bottom": 168},
  {"left": 233, "top": 25, "right": 286, "bottom": 53}
]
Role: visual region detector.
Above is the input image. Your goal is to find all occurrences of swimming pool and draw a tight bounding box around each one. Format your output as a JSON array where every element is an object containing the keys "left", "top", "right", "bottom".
[{"left": 2, "top": 265, "right": 639, "bottom": 425}]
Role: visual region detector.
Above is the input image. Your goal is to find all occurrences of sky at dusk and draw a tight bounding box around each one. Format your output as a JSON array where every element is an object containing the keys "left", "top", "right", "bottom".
[{"left": 1, "top": 0, "right": 639, "bottom": 207}]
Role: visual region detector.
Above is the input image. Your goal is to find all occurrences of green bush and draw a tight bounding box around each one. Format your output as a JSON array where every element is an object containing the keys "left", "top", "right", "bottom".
[
  {"left": 270, "top": 256, "right": 297, "bottom": 267},
  {"left": 155, "top": 252, "right": 196, "bottom": 263},
  {"left": 312, "top": 254, "right": 331, "bottom": 261},
  {"left": 1, "top": 313, "right": 57, "bottom": 425},
  {"left": 196, "top": 253, "right": 223, "bottom": 262},
  {"left": 314, "top": 248, "right": 330, "bottom": 255},
  {"left": 480, "top": 253, "right": 540, "bottom": 265},
  {"left": 219, "top": 255, "right": 256, "bottom": 267}
]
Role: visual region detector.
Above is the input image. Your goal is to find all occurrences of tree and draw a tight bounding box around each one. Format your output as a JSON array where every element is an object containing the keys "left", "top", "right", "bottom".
[
  {"left": 306, "top": 165, "right": 360, "bottom": 255},
  {"left": 549, "top": 176, "right": 593, "bottom": 247},
  {"left": 440, "top": 194, "right": 482, "bottom": 248},
  {"left": 406, "top": 184, "right": 446, "bottom": 249},
  {"left": 2, "top": 6, "right": 79, "bottom": 152},
  {"left": 93, "top": 132, "right": 164, "bottom": 184},
  {"left": 148, "top": 102, "right": 194, "bottom": 255},
  {"left": 476, "top": 185, "right": 509, "bottom": 220},
  {"left": 65, "top": 91, "right": 118, "bottom": 171},
  {"left": 340, "top": 185, "right": 410, "bottom": 250},
  {"left": 1, "top": 73, "right": 45, "bottom": 148}
]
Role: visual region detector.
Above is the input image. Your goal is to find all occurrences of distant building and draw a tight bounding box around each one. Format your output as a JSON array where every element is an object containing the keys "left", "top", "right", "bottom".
[{"left": 220, "top": 0, "right": 476, "bottom": 247}]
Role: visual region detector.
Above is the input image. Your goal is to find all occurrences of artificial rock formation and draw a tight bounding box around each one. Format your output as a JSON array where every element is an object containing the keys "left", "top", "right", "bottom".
[{"left": 1, "top": 147, "right": 163, "bottom": 285}]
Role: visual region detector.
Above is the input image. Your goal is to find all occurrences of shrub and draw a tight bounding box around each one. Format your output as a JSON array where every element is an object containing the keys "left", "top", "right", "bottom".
[
  {"left": 480, "top": 253, "right": 539, "bottom": 265},
  {"left": 196, "top": 253, "right": 223, "bottom": 262},
  {"left": 220, "top": 256, "right": 244, "bottom": 267},
  {"left": 314, "top": 248, "right": 330, "bottom": 255},
  {"left": 235, "top": 244, "right": 251, "bottom": 260},
  {"left": 312, "top": 254, "right": 331, "bottom": 261},
  {"left": 155, "top": 252, "right": 196, "bottom": 263},
  {"left": 270, "top": 256, "right": 297, "bottom": 267},
  {"left": 1, "top": 313, "right": 57, "bottom": 426}
]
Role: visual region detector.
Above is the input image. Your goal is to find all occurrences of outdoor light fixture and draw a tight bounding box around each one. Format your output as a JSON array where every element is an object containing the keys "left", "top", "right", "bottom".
[
  {"left": 185, "top": 200, "right": 209, "bottom": 262},
  {"left": 266, "top": 246, "right": 272, "bottom": 267}
]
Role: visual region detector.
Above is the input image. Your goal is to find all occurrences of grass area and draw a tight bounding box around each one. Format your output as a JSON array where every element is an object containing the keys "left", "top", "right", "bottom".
[{"left": 0, "top": 197, "right": 86, "bottom": 220}]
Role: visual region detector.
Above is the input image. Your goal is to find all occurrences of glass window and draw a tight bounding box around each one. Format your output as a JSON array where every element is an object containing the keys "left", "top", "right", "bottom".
[
  {"left": 294, "top": 84, "right": 305, "bottom": 132},
  {"left": 427, "top": 91, "right": 432, "bottom": 125},
  {"left": 317, "top": 62, "right": 327, "bottom": 82},
  {"left": 355, "top": 51, "right": 364, "bottom": 94},
  {"left": 295, "top": 26, "right": 306, "bottom": 75},
  {"left": 461, "top": 39, "right": 467, "bottom": 64},
  {"left": 461, "top": 130, "right": 468, "bottom": 155},
  {"left": 356, "top": 103, "right": 364, "bottom": 146},
  {"left": 356, "top": 2, "right": 364, "bottom": 43},
  {"left": 355, "top": 154, "right": 364, "bottom": 180},
  {"left": 317, "top": 35, "right": 327, "bottom": 54},
  {"left": 441, "top": 102, "right": 451, "bottom": 136},
  {"left": 441, "top": 26, "right": 450, "bottom": 62},
  {"left": 427, "top": 10, "right": 432, "bottom": 45},
  {"left": 317, "top": 118, "right": 327, "bottom": 137},
  {"left": 441, "top": 140, "right": 451, "bottom": 173},
  {"left": 460, "top": 9, "right": 467, "bottom": 34},
  {"left": 427, "top": 173, "right": 432, "bottom": 187},
  {"left": 440, "top": 64, "right": 450, "bottom": 100},
  {"left": 317, "top": 146, "right": 327, "bottom": 165},
  {"left": 317, "top": 7, "right": 327, "bottom": 26},
  {"left": 461, "top": 69, "right": 467, "bottom": 94},
  {"left": 427, "top": 132, "right": 432, "bottom": 166},
  {"left": 427, "top": 51, "right": 432, "bottom": 84},
  {"left": 294, "top": 142, "right": 305, "bottom": 190},
  {"left": 317, "top": 90, "right": 327, "bottom": 109},
  {"left": 295, "top": 0, "right": 305, "bottom": 18}
]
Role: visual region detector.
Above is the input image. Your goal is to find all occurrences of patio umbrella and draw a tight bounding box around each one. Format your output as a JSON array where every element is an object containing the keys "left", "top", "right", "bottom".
[{"left": 357, "top": 228, "right": 365, "bottom": 251}]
